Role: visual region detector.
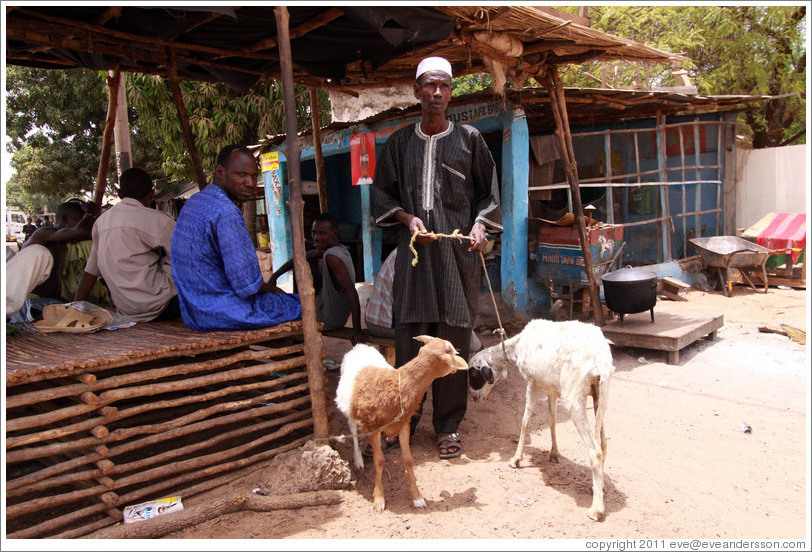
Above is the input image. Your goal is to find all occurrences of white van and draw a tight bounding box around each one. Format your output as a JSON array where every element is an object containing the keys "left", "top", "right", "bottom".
[{"left": 5, "top": 209, "right": 27, "bottom": 245}]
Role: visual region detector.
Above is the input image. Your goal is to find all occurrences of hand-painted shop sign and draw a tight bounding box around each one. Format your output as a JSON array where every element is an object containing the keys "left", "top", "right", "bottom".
[
  {"left": 373, "top": 102, "right": 498, "bottom": 142},
  {"left": 261, "top": 151, "right": 279, "bottom": 172},
  {"left": 446, "top": 102, "right": 497, "bottom": 125}
]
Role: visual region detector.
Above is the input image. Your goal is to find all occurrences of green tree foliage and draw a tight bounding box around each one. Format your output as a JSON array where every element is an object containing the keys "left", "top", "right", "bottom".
[
  {"left": 452, "top": 73, "right": 493, "bottom": 96},
  {"left": 5, "top": 67, "right": 166, "bottom": 200},
  {"left": 128, "top": 75, "right": 329, "bottom": 183},
  {"left": 5, "top": 181, "right": 61, "bottom": 217},
  {"left": 559, "top": 5, "right": 806, "bottom": 147},
  {"left": 6, "top": 65, "right": 330, "bottom": 202}
]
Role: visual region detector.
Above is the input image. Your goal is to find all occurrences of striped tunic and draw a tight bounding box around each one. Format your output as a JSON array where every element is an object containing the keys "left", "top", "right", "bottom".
[{"left": 373, "top": 122, "right": 502, "bottom": 328}]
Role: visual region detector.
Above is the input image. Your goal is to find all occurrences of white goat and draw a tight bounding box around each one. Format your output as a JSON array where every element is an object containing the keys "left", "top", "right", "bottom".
[
  {"left": 467, "top": 319, "right": 614, "bottom": 520},
  {"left": 335, "top": 336, "right": 468, "bottom": 512}
]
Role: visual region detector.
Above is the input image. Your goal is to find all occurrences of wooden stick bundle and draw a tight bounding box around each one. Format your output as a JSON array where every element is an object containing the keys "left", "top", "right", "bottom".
[
  {"left": 6, "top": 342, "right": 303, "bottom": 409},
  {"left": 6, "top": 356, "right": 307, "bottom": 449},
  {"left": 7, "top": 409, "right": 312, "bottom": 498},
  {"left": 84, "top": 491, "right": 343, "bottom": 539}
]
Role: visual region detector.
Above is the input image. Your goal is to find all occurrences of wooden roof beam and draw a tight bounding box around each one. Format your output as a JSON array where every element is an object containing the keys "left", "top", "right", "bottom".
[
  {"left": 5, "top": 53, "right": 77, "bottom": 67},
  {"left": 13, "top": 8, "right": 278, "bottom": 62},
  {"left": 94, "top": 7, "right": 122, "bottom": 26},
  {"left": 522, "top": 39, "right": 577, "bottom": 56},
  {"left": 247, "top": 7, "right": 344, "bottom": 52},
  {"left": 548, "top": 49, "right": 606, "bottom": 65},
  {"left": 6, "top": 25, "right": 266, "bottom": 79},
  {"left": 167, "top": 10, "right": 232, "bottom": 40}
]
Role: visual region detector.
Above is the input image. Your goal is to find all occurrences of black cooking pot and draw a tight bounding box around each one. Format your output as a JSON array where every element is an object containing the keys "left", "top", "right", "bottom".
[{"left": 601, "top": 266, "right": 658, "bottom": 326}]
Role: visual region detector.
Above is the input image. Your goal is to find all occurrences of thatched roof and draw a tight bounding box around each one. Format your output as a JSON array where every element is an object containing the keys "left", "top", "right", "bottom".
[
  {"left": 257, "top": 87, "right": 774, "bottom": 149},
  {"left": 5, "top": 6, "right": 684, "bottom": 91}
]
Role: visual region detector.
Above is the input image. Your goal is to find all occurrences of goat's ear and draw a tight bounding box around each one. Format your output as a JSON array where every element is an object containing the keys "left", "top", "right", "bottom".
[
  {"left": 413, "top": 335, "right": 433, "bottom": 344},
  {"left": 482, "top": 365, "right": 495, "bottom": 384}
]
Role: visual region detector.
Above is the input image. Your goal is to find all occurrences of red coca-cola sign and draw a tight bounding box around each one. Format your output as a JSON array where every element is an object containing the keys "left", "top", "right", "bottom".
[{"left": 350, "top": 133, "right": 376, "bottom": 186}]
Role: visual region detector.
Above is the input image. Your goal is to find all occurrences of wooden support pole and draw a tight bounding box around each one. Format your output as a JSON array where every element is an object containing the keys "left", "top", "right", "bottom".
[
  {"left": 93, "top": 68, "right": 120, "bottom": 206},
  {"left": 656, "top": 113, "right": 673, "bottom": 260},
  {"left": 274, "top": 6, "right": 330, "bottom": 441},
  {"left": 309, "top": 88, "right": 329, "bottom": 213},
  {"left": 543, "top": 66, "right": 604, "bottom": 326},
  {"left": 111, "top": 70, "right": 132, "bottom": 179},
  {"left": 166, "top": 49, "right": 207, "bottom": 189}
]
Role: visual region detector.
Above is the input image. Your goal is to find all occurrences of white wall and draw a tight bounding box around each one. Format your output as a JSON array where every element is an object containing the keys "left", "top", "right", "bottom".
[{"left": 734, "top": 144, "right": 808, "bottom": 231}]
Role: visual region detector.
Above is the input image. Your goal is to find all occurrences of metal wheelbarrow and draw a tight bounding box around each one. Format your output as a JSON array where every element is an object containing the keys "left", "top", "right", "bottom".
[{"left": 689, "top": 236, "right": 771, "bottom": 297}]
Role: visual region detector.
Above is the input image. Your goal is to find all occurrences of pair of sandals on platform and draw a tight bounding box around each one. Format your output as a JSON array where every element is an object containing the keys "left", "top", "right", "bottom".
[{"left": 362, "top": 432, "right": 462, "bottom": 460}]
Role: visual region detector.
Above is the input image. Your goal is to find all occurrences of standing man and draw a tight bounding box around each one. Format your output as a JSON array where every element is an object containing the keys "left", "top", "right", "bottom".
[
  {"left": 372, "top": 56, "right": 502, "bottom": 459},
  {"left": 21, "top": 217, "right": 37, "bottom": 244},
  {"left": 171, "top": 144, "right": 301, "bottom": 331},
  {"left": 75, "top": 168, "right": 179, "bottom": 322}
]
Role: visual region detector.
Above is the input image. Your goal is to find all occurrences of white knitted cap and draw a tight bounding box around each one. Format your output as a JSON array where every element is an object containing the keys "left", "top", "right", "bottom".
[{"left": 416, "top": 56, "right": 452, "bottom": 80}]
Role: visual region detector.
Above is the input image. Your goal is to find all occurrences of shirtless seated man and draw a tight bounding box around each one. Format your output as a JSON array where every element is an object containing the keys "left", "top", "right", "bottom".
[{"left": 6, "top": 199, "right": 107, "bottom": 317}]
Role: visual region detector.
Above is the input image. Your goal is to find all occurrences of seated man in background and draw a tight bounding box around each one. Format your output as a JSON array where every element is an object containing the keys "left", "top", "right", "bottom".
[
  {"left": 6, "top": 199, "right": 109, "bottom": 318},
  {"left": 171, "top": 144, "right": 301, "bottom": 331},
  {"left": 75, "top": 168, "right": 179, "bottom": 322},
  {"left": 270, "top": 212, "right": 364, "bottom": 344}
]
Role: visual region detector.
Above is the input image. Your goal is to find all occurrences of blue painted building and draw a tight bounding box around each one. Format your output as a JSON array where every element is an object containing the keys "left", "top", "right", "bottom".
[{"left": 257, "top": 88, "right": 754, "bottom": 318}]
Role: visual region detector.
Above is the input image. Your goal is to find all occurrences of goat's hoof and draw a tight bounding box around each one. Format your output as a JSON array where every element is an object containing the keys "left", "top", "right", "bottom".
[
  {"left": 508, "top": 458, "right": 521, "bottom": 468},
  {"left": 353, "top": 458, "right": 364, "bottom": 470},
  {"left": 373, "top": 498, "right": 386, "bottom": 512},
  {"left": 549, "top": 452, "right": 560, "bottom": 464},
  {"left": 587, "top": 506, "right": 605, "bottom": 521},
  {"left": 413, "top": 497, "right": 427, "bottom": 509}
]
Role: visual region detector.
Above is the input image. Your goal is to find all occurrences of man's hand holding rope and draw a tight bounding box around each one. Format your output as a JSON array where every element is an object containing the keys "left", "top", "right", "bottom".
[{"left": 467, "top": 221, "right": 488, "bottom": 253}]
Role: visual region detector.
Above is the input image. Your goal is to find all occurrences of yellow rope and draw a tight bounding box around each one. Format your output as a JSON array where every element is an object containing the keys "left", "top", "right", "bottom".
[{"left": 408, "top": 229, "right": 472, "bottom": 266}]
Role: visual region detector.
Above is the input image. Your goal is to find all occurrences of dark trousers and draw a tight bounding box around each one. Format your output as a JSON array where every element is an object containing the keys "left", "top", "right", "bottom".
[
  {"left": 153, "top": 295, "right": 181, "bottom": 321},
  {"left": 395, "top": 322, "right": 471, "bottom": 435}
]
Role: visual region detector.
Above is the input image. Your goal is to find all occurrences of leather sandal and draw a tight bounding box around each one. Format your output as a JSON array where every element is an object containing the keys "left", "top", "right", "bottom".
[{"left": 437, "top": 432, "right": 462, "bottom": 459}]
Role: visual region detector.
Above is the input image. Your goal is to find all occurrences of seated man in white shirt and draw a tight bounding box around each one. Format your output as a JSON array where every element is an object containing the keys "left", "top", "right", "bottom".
[{"left": 75, "top": 168, "right": 179, "bottom": 322}]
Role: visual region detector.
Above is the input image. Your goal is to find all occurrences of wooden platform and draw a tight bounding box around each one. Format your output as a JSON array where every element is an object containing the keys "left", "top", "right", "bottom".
[{"left": 601, "top": 309, "right": 724, "bottom": 365}]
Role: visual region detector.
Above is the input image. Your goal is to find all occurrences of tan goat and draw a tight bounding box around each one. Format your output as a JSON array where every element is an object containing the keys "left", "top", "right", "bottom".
[{"left": 335, "top": 336, "right": 468, "bottom": 511}]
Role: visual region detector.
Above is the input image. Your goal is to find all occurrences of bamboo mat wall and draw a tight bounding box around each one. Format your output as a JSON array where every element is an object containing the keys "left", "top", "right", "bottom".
[{"left": 5, "top": 320, "right": 315, "bottom": 538}]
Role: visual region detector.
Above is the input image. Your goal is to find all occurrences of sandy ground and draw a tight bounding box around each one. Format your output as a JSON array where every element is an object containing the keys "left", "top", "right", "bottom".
[{"left": 145, "top": 284, "right": 810, "bottom": 548}]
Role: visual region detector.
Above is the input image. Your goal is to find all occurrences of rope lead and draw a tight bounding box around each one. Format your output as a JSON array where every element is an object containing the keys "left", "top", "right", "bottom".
[{"left": 409, "top": 228, "right": 510, "bottom": 356}]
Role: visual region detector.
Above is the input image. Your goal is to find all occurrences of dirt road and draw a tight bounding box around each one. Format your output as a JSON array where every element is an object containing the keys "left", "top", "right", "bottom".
[{"left": 164, "top": 286, "right": 808, "bottom": 544}]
